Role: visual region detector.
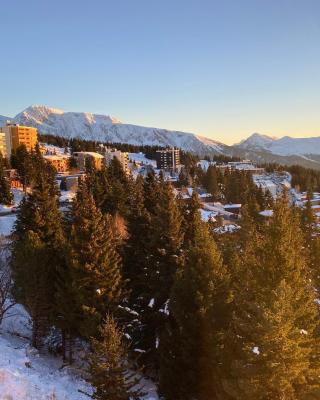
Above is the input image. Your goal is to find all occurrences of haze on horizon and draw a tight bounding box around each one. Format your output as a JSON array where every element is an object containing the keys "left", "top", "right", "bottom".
[{"left": 1, "top": 0, "right": 320, "bottom": 145}]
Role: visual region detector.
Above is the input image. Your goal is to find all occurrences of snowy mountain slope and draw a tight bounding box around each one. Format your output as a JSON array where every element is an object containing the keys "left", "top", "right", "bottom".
[
  {"left": 0, "top": 114, "right": 9, "bottom": 126},
  {"left": 267, "top": 136, "right": 320, "bottom": 156},
  {"left": 13, "top": 105, "right": 225, "bottom": 154},
  {"left": 237, "top": 132, "right": 276, "bottom": 149},
  {"left": 2, "top": 106, "right": 320, "bottom": 166},
  {"left": 237, "top": 132, "right": 320, "bottom": 156}
]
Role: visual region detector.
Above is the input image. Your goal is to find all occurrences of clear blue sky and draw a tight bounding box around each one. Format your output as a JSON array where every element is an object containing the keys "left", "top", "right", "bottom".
[{"left": 1, "top": 0, "right": 320, "bottom": 144}]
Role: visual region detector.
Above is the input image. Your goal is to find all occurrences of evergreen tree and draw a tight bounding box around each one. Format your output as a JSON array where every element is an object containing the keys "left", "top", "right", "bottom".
[
  {"left": 10, "top": 144, "right": 31, "bottom": 190},
  {"left": 182, "top": 189, "right": 202, "bottom": 247},
  {"left": 124, "top": 177, "right": 183, "bottom": 368},
  {"left": 204, "top": 165, "right": 218, "bottom": 198},
  {"left": 160, "top": 213, "right": 231, "bottom": 400},
  {"left": 220, "top": 195, "right": 320, "bottom": 399},
  {"left": 67, "top": 181, "right": 123, "bottom": 339},
  {"left": 123, "top": 175, "right": 154, "bottom": 359},
  {"left": 301, "top": 189, "right": 316, "bottom": 244},
  {"left": 88, "top": 315, "right": 142, "bottom": 400},
  {"left": 11, "top": 165, "right": 64, "bottom": 348},
  {"left": 0, "top": 154, "right": 13, "bottom": 205},
  {"left": 148, "top": 180, "right": 183, "bottom": 309},
  {"left": 143, "top": 171, "right": 163, "bottom": 213},
  {"left": 144, "top": 180, "right": 183, "bottom": 366}
]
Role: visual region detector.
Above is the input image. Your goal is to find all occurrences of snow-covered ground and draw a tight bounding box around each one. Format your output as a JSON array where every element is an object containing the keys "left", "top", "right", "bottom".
[
  {"left": 0, "top": 302, "right": 93, "bottom": 400},
  {"left": 128, "top": 153, "right": 157, "bottom": 168},
  {"left": 0, "top": 215, "right": 16, "bottom": 237},
  {"left": 0, "top": 302, "right": 159, "bottom": 400},
  {"left": 200, "top": 209, "right": 217, "bottom": 222},
  {"left": 41, "top": 143, "right": 69, "bottom": 156},
  {"left": 59, "top": 190, "right": 76, "bottom": 203},
  {"left": 0, "top": 189, "right": 24, "bottom": 214},
  {"left": 0, "top": 189, "right": 24, "bottom": 237},
  {"left": 253, "top": 172, "right": 291, "bottom": 199},
  {"left": 0, "top": 333, "right": 93, "bottom": 400}
]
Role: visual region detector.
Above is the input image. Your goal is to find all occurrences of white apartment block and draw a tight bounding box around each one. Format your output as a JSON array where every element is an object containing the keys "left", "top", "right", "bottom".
[{"left": 104, "top": 148, "right": 129, "bottom": 174}]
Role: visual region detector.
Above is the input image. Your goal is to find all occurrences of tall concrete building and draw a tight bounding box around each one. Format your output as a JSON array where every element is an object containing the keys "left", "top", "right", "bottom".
[
  {"left": 156, "top": 148, "right": 180, "bottom": 171},
  {"left": 0, "top": 123, "right": 38, "bottom": 157}
]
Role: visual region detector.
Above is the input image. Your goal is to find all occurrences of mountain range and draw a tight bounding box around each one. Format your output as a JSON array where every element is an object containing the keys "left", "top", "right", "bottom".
[{"left": 1, "top": 105, "right": 320, "bottom": 169}]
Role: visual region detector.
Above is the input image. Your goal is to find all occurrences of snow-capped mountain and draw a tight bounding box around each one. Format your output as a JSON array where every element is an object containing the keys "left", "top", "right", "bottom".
[
  {"left": 0, "top": 114, "right": 9, "bottom": 126},
  {"left": 237, "top": 132, "right": 276, "bottom": 150},
  {"left": 236, "top": 132, "right": 320, "bottom": 156},
  {"left": 2, "top": 106, "right": 320, "bottom": 168},
  {"left": 11, "top": 105, "right": 225, "bottom": 155}
]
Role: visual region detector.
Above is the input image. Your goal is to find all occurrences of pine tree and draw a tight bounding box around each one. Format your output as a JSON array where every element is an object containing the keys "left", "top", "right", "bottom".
[
  {"left": 182, "top": 190, "right": 202, "bottom": 247},
  {"left": 12, "top": 231, "right": 53, "bottom": 347},
  {"left": 11, "top": 165, "right": 64, "bottom": 348},
  {"left": 88, "top": 315, "right": 142, "bottom": 400},
  {"left": 143, "top": 171, "right": 163, "bottom": 213},
  {"left": 0, "top": 155, "right": 13, "bottom": 205},
  {"left": 301, "top": 189, "right": 316, "bottom": 244},
  {"left": 124, "top": 177, "right": 183, "bottom": 368},
  {"left": 219, "top": 194, "right": 320, "bottom": 399},
  {"left": 147, "top": 179, "right": 183, "bottom": 317},
  {"left": 160, "top": 215, "right": 231, "bottom": 400},
  {"left": 204, "top": 165, "right": 218, "bottom": 198},
  {"left": 122, "top": 175, "right": 154, "bottom": 359},
  {"left": 67, "top": 181, "right": 123, "bottom": 339},
  {"left": 10, "top": 144, "right": 31, "bottom": 190}
]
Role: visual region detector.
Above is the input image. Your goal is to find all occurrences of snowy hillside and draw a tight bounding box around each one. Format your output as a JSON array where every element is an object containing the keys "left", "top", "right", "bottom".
[
  {"left": 12, "top": 105, "right": 225, "bottom": 155},
  {"left": 2, "top": 106, "right": 320, "bottom": 165},
  {"left": 237, "top": 132, "right": 276, "bottom": 149},
  {"left": 0, "top": 114, "right": 9, "bottom": 126},
  {"left": 237, "top": 132, "right": 320, "bottom": 156}
]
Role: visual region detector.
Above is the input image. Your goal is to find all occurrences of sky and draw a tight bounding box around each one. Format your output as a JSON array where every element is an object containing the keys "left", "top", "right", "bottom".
[{"left": 0, "top": 0, "right": 320, "bottom": 144}]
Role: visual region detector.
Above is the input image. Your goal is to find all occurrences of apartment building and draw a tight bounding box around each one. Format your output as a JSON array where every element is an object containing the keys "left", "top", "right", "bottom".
[
  {"left": 73, "top": 151, "right": 104, "bottom": 171},
  {"left": 0, "top": 132, "right": 7, "bottom": 157},
  {"left": 43, "top": 154, "right": 70, "bottom": 172},
  {"left": 156, "top": 148, "right": 180, "bottom": 171},
  {"left": 0, "top": 123, "right": 38, "bottom": 157},
  {"left": 104, "top": 148, "right": 129, "bottom": 174}
]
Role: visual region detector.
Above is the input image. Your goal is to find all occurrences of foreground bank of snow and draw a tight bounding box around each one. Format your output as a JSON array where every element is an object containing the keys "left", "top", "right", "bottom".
[
  {"left": 0, "top": 332, "right": 92, "bottom": 400},
  {"left": 0, "top": 304, "right": 158, "bottom": 399}
]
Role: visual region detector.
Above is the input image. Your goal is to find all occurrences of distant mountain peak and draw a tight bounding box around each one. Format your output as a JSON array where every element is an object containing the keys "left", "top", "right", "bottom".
[{"left": 237, "top": 132, "right": 276, "bottom": 148}]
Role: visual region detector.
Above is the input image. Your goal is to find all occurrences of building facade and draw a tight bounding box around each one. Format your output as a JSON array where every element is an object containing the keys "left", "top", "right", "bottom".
[
  {"left": 43, "top": 154, "right": 70, "bottom": 172},
  {"left": 104, "top": 148, "right": 129, "bottom": 174},
  {"left": 156, "top": 148, "right": 180, "bottom": 171},
  {"left": 0, "top": 123, "right": 38, "bottom": 157},
  {"left": 0, "top": 132, "right": 7, "bottom": 157},
  {"left": 73, "top": 151, "right": 104, "bottom": 171}
]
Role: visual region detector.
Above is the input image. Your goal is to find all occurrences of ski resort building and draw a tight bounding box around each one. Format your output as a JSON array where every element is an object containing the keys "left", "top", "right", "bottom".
[
  {"left": 73, "top": 151, "right": 104, "bottom": 171},
  {"left": 104, "top": 148, "right": 129, "bottom": 174},
  {"left": 156, "top": 148, "right": 181, "bottom": 171},
  {"left": 43, "top": 154, "right": 70, "bottom": 172},
  {"left": 0, "top": 132, "right": 7, "bottom": 157},
  {"left": 0, "top": 123, "right": 38, "bottom": 157}
]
